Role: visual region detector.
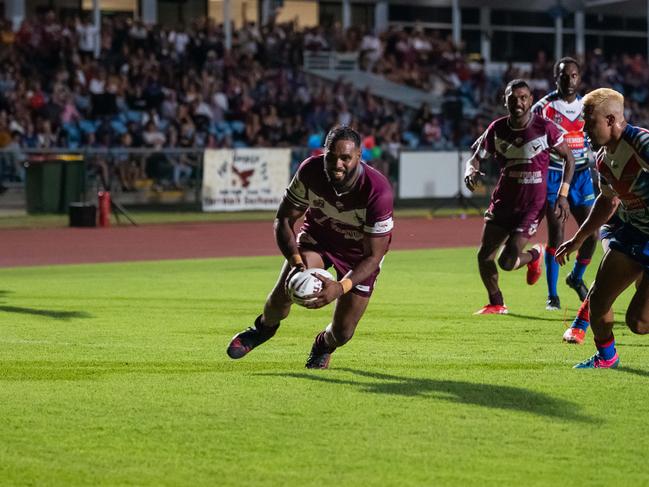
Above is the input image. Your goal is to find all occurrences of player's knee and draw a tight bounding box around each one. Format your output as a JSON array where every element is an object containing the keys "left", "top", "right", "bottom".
[
  {"left": 626, "top": 312, "right": 649, "bottom": 335},
  {"left": 497, "top": 253, "right": 516, "bottom": 271},
  {"left": 477, "top": 247, "right": 491, "bottom": 263}
]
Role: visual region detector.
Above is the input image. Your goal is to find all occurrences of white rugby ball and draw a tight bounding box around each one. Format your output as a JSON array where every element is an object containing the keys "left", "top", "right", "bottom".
[{"left": 288, "top": 268, "right": 335, "bottom": 306}]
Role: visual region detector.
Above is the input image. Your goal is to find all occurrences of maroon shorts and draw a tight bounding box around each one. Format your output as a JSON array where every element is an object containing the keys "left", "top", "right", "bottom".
[
  {"left": 484, "top": 202, "right": 545, "bottom": 237},
  {"left": 297, "top": 232, "right": 382, "bottom": 298}
]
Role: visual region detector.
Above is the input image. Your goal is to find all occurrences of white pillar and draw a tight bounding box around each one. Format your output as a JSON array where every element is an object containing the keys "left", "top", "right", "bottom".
[
  {"left": 452, "top": 0, "right": 461, "bottom": 47},
  {"left": 647, "top": 0, "right": 649, "bottom": 57},
  {"left": 480, "top": 6, "right": 491, "bottom": 62},
  {"left": 342, "top": 0, "right": 351, "bottom": 30},
  {"left": 554, "top": 15, "right": 563, "bottom": 61},
  {"left": 261, "top": 0, "right": 272, "bottom": 26},
  {"left": 141, "top": 0, "right": 157, "bottom": 25},
  {"left": 5, "top": 0, "right": 26, "bottom": 30},
  {"left": 224, "top": 0, "right": 232, "bottom": 51},
  {"left": 93, "top": 0, "right": 101, "bottom": 59},
  {"left": 575, "top": 10, "right": 585, "bottom": 59},
  {"left": 374, "top": 0, "right": 388, "bottom": 34}
]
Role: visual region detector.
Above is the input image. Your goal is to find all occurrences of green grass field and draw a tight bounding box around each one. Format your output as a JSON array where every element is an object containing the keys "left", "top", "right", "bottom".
[{"left": 1, "top": 248, "right": 647, "bottom": 486}]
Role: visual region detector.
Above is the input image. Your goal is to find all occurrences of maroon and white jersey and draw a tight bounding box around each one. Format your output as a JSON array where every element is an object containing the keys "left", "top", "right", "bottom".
[
  {"left": 474, "top": 114, "right": 564, "bottom": 213},
  {"left": 285, "top": 155, "right": 394, "bottom": 262}
]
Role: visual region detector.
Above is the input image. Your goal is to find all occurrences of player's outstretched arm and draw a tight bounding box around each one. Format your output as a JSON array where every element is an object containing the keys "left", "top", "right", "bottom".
[
  {"left": 551, "top": 140, "right": 576, "bottom": 223},
  {"left": 305, "top": 234, "right": 391, "bottom": 309},
  {"left": 464, "top": 153, "right": 485, "bottom": 192},
  {"left": 556, "top": 193, "right": 619, "bottom": 265},
  {"left": 274, "top": 198, "right": 307, "bottom": 284}
]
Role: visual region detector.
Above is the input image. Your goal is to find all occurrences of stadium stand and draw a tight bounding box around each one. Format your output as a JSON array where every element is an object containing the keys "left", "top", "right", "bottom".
[{"left": 0, "top": 10, "right": 648, "bottom": 193}]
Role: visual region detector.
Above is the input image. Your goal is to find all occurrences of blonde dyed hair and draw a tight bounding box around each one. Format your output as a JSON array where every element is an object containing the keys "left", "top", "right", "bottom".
[{"left": 582, "top": 88, "right": 625, "bottom": 114}]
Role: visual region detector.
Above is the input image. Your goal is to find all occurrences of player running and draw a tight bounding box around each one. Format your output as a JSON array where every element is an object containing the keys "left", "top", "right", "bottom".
[
  {"left": 556, "top": 88, "right": 649, "bottom": 368},
  {"left": 561, "top": 206, "right": 623, "bottom": 344},
  {"left": 226, "top": 126, "right": 393, "bottom": 369},
  {"left": 533, "top": 57, "right": 598, "bottom": 311},
  {"left": 465, "top": 79, "right": 575, "bottom": 315}
]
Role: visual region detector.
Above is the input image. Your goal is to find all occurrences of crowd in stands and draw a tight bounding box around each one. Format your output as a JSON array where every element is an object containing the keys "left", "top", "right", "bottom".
[{"left": 0, "top": 10, "right": 648, "bottom": 190}]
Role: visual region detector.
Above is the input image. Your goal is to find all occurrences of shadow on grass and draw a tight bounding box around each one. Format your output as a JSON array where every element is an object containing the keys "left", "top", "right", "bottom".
[
  {"left": 505, "top": 312, "right": 566, "bottom": 323},
  {"left": 0, "top": 361, "right": 218, "bottom": 381},
  {"left": 262, "top": 368, "right": 593, "bottom": 423},
  {"left": 615, "top": 366, "right": 649, "bottom": 378},
  {"left": 0, "top": 305, "right": 92, "bottom": 321}
]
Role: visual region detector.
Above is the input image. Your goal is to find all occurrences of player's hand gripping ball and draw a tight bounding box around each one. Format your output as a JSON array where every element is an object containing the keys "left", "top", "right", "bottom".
[{"left": 287, "top": 268, "right": 334, "bottom": 306}]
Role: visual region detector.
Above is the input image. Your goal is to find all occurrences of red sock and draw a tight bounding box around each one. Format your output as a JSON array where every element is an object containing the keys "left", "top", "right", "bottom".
[{"left": 575, "top": 251, "right": 591, "bottom": 266}]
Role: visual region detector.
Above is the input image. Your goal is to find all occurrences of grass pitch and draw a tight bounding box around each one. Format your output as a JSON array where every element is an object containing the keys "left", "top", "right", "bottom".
[{"left": 1, "top": 248, "right": 647, "bottom": 487}]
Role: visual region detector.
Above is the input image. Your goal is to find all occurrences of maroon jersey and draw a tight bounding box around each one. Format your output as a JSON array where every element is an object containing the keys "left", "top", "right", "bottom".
[
  {"left": 285, "top": 155, "right": 394, "bottom": 264},
  {"left": 475, "top": 114, "right": 564, "bottom": 213}
]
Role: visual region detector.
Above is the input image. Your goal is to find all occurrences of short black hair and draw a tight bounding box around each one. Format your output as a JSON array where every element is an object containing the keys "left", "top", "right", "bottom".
[
  {"left": 554, "top": 57, "right": 580, "bottom": 78},
  {"left": 505, "top": 79, "right": 530, "bottom": 95},
  {"left": 324, "top": 126, "right": 361, "bottom": 150}
]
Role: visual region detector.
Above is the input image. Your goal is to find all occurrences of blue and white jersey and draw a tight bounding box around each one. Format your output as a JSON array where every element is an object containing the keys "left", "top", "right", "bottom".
[
  {"left": 533, "top": 91, "right": 589, "bottom": 171},
  {"left": 596, "top": 124, "right": 649, "bottom": 235}
]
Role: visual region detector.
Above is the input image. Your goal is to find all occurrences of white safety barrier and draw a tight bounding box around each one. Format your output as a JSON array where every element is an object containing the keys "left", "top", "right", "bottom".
[{"left": 398, "top": 150, "right": 474, "bottom": 199}]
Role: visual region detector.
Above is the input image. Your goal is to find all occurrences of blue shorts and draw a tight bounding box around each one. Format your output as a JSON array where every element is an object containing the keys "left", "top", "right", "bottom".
[
  {"left": 547, "top": 168, "right": 595, "bottom": 208},
  {"left": 609, "top": 222, "right": 649, "bottom": 272},
  {"left": 600, "top": 214, "right": 624, "bottom": 241}
]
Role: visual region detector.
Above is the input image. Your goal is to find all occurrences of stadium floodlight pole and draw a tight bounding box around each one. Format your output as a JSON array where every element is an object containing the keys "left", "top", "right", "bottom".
[
  {"left": 224, "top": 0, "right": 232, "bottom": 52},
  {"left": 374, "top": 1, "right": 388, "bottom": 34},
  {"left": 93, "top": 0, "right": 101, "bottom": 59},
  {"left": 575, "top": 10, "right": 585, "bottom": 59},
  {"left": 6, "top": 0, "right": 25, "bottom": 31},
  {"left": 452, "top": 0, "right": 461, "bottom": 46},
  {"left": 554, "top": 13, "right": 563, "bottom": 61},
  {"left": 342, "top": 0, "right": 351, "bottom": 29},
  {"left": 261, "top": 0, "right": 271, "bottom": 26},
  {"left": 480, "top": 6, "right": 491, "bottom": 63}
]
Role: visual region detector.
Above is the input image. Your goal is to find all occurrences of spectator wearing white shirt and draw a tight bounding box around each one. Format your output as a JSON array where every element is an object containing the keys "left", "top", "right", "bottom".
[
  {"left": 76, "top": 16, "right": 98, "bottom": 61},
  {"left": 360, "top": 29, "right": 382, "bottom": 71}
]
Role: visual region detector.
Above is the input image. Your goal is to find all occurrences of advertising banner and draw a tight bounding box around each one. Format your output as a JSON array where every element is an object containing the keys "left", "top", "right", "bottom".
[
  {"left": 202, "top": 148, "right": 291, "bottom": 211},
  {"left": 398, "top": 151, "right": 473, "bottom": 199}
]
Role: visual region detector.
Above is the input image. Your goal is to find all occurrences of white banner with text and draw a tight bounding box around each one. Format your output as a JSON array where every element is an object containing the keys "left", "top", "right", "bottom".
[{"left": 202, "top": 148, "right": 291, "bottom": 211}]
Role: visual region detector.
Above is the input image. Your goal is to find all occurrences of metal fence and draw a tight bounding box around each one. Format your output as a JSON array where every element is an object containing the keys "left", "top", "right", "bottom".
[
  {"left": 0, "top": 147, "right": 315, "bottom": 211},
  {"left": 0, "top": 146, "right": 496, "bottom": 213},
  {"left": 303, "top": 50, "right": 360, "bottom": 71}
]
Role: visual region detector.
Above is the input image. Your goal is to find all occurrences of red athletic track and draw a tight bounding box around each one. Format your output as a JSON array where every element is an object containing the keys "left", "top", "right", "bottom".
[{"left": 0, "top": 216, "right": 576, "bottom": 268}]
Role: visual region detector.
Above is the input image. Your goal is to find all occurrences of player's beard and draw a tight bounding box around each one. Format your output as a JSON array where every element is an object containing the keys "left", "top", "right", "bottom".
[
  {"left": 510, "top": 107, "right": 531, "bottom": 126},
  {"left": 327, "top": 166, "right": 360, "bottom": 193}
]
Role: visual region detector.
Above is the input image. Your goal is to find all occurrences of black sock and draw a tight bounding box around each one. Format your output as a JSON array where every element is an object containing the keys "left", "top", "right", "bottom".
[
  {"left": 314, "top": 331, "right": 336, "bottom": 353},
  {"left": 489, "top": 291, "right": 504, "bottom": 306},
  {"left": 255, "top": 315, "right": 279, "bottom": 336},
  {"left": 528, "top": 247, "right": 540, "bottom": 262}
]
